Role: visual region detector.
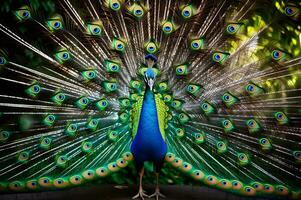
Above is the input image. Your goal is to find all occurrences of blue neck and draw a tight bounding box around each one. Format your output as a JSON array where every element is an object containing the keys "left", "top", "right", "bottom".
[
  {"left": 135, "top": 87, "right": 162, "bottom": 140},
  {"left": 130, "top": 86, "right": 167, "bottom": 162}
]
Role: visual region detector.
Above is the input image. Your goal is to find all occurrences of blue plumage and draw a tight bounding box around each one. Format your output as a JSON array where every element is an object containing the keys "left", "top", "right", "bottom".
[{"left": 130, "top": 89, "right": 167, "bottom": 166}]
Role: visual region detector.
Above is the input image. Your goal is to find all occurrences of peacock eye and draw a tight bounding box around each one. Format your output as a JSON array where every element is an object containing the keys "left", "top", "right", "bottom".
[
  {"left": 22, "top": 11, "right": 29, "bottom": 17},
  {"left": 89, "top": 71, "right": 95, "bottom": 77},
  {"left": 212, "top": 52, "right": 229, "bottom": 64},
  {"left": 175, "top": 64, "right": 188, "bottom": 75},
  {"left": 145, "top": 41, "right": 159, "bottom": 54},
  {"left": 58, "top": 94, "right": 64, "bottom": 100},
  {"left": 247, "top": 120, "right": 255, "bottom": 127},
  {"left": 111, "top": 65, "right": 117, "bottom": 70},
  {"left": 186, "top": 84, "right": 201, "bottom": 96},
  {"left": 293, "top": 151, "right": 301, "bottom": 161},
  {"left": 56, "top": 155, "right": 68, "bottom": 167},
  {"left": 130, "top": 80, "right": 142, "bottom": 91},
  {"left": 87, "top": 119, "right": 98, "bottom": 130},
  {"left": 81, "top": 98, "right": 88, "bottom": 104},
  {"left": 189, "top": 38, "right": 204, "bottom": 51},
  {"left": 87, "top": 21, "right": 103, "bottom": 36},
  {"left": 70, "top": 124, "right": 76, "bottom": 130},
  {"left": 96, "top": 98, "right": 109, "bottom": 111},
  {"left": 119, "top": 112, "right": 129, "bottom": 123},
  {"left": 175, "top": 128, "right": 185, "bottom": 137},
  {"left": 162, "top": 21, "right": 176, "bottom": 34},
  {"left": 47, "top": 15, "right": 63, "bottom": 31},
  {"left": 237, "top": 153, "right": 249, "bottom": 166},
  {"left": 103, "top": 81, "right": 118, "bottom": 92},
  {"left": 171, "top": 99, "right": 183, "bottom": 110},
  {"left": 48, "top": 115, "right": 54, "bottom": 122},
  {"left": 33, "top": 85, "right": 40, "bottom": 93},
  {"left": 62, "top": 53, "right": 68, "bottom": 59},
  {"left": 26, "top": 83, "right": 42, "bottom": 97},
  {"left": 222, "top": 119, "right": 234, "bottom": 132},
  {"left": 271, "top": 50, "right": 286, "bottom": 61},
  {"left": 192, "top": 42, "right": 198, "bottom": 48},
  {"left": 105, "top": 60, "right": 121, "bottom": 73},
  {"left": 112, "top": 3, "right": 119, "bottom": 9},
  {"left": 108, "top": 130, "right": 119, "bottom": 142},
  {"left": 246, "top": 84, "right": 254, "bottom": 92},
  {"left": 82, "top": 70, "right": 96, "bottom": 81},
  {"left": 112, "top": 38, "right": 126, "bottom": 52},
  {"left": 65, "top": 123, "right": 77, "bottom": 137},
  {"left": 163, "top": 22, "right": 172, "bottom": 33},
  {"left": 52, "top": 92, "right": 66, "bottom": 105},
  {"left": 40, "top": 137, "right": 52, "bottom": 149},
  {"left": 284, "top": 6, "right": 299, "bottom": 16},
  {"left": 195, "top": 132, "right": 205, "bottom": 144},
  {"left": 135, "top": 9, "right": 142, "bottom": 16},
  {"left": 75, "top": 97, "right": 90, "bottom": 109},
  {"left": 222, "top": 92, "right": 239, "bottom": 107},
  {"left": 128, "top": 3, "right": 146, "bottom": 18},
  {"left": 15, "top": 6, "right": 31, "bottom": 21},
  {"left": 54, "top": 22, "right": 61, "bottom": 28},
  {"left": 0, "top": 130, "right": 10, "bottom": 142},
  {"left": 181, "top": 5, "right": 192, "bottom": 18},
  {"left": 82, "top": 142, "right": 93, "bottom": 153},
  {"left": 108, "top": 0, "right": 122, "bottom": 11},
  {"left": 44, "top": 114, "right": 56, "bottom": 126},
  {"left": 18, "top": 151, "right": 30, "bottom": 162},
  {"left": 226, "top": 23, "right": 242, "bottom": 34},
  {"left": 274, "top": 111, "right": 288, "bottom": 125},
  {"left": 55, "top": 49, "right": 71, "bottom": 63},
  {"left": 259, "top": 138, "right": 272, "bottom": 150},
  {"left": 227, "top": 25, "right": 235, "bottom": 33},
  {"left": 178, "top": 113, "right": 190, "bottom": 124},
  {"left": 0, "top": 57, "right": 7, "bottom": 65}
]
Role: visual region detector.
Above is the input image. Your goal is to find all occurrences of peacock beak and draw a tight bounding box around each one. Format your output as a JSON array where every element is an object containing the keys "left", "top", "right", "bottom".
[{"left": 144, "top": 54, "right": 157, "bottom": 90}]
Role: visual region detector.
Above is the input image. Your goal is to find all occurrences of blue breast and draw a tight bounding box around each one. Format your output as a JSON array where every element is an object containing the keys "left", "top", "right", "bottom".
[{"left": 130, "top": 89, "right": 167, "bottom": 163}]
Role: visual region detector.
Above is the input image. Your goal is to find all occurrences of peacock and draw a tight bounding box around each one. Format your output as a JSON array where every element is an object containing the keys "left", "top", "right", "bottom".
[{"left": 0, "top": 0, "right": 301, "bottom": 199}]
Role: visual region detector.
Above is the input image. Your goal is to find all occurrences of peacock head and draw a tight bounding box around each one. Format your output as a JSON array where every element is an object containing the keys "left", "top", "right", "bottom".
[{"left": 144, "top": 54, "right": 157, "bottom": 91}]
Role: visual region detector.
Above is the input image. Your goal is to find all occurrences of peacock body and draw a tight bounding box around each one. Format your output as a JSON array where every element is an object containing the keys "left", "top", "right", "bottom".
[
  {"left": 131, "top": 87, "right": 167, "bottom": 166},
  {"left": 0, "top": 0, "right": 301, "bottom": 199}
]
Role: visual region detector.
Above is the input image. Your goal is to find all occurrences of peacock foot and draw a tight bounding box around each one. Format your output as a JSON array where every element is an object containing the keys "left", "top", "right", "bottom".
[
  {"left": 149, "top": 188, "right": 165, "bottom": 200},
  {"left": 132, "top": 188, "right": 149, "bottom": 200}
]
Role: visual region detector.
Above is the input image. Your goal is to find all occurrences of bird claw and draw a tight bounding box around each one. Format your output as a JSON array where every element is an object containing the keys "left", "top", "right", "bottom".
[
  {"left": 132, "top": 189, "right": 149, "bottom": 200},
  {"left": 149, "top": 189, "right": 165, "bottom": 200}
]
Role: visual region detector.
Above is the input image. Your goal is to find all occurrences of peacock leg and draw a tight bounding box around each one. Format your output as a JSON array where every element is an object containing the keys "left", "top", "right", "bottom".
[
  {"left": 149, "top": 173, "right": 165, "bottom": 200},
  {"left": 132, "top": 167, "right": 148, "bottom": 200}
]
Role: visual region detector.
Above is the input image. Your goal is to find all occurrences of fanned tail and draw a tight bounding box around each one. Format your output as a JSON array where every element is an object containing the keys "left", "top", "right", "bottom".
[{"left": 0, "top": 0, "right": 300, "bottom": 198}]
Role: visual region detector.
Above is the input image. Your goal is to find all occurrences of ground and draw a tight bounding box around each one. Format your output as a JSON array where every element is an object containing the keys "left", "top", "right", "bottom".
[{"left": 0, "top": 185, "right": 285, "bottom": 200}]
